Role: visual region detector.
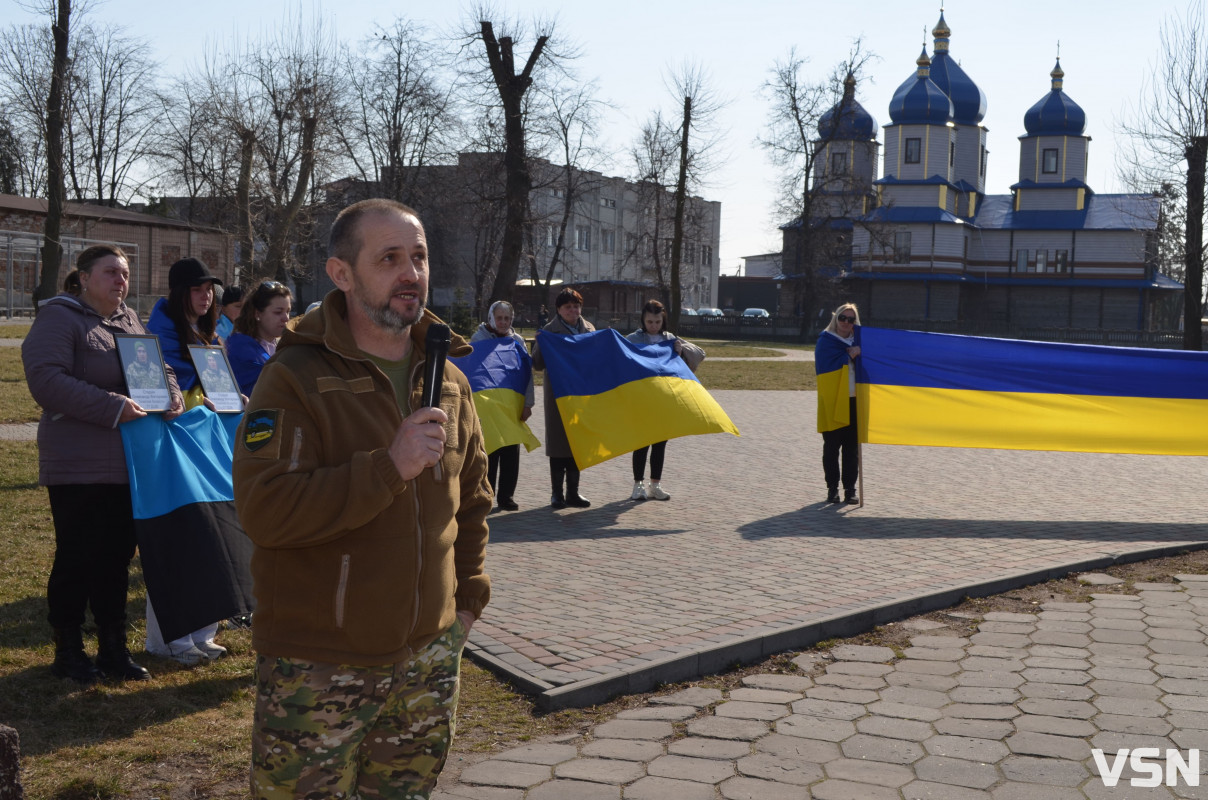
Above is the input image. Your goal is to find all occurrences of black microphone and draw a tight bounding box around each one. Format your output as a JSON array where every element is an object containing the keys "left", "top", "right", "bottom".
[{"left": 421, "top": 324, "right": 451, "bottom": 408}]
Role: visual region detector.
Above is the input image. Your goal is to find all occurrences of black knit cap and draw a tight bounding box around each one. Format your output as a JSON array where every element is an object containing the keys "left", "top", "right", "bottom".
[{"left": 168, "top": 257, "right": 223, "bottom": 291}]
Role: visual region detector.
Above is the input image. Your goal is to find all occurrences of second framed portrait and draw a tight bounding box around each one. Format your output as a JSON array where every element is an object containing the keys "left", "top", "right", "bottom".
[{"left": 188, "top": 345, "right": 243, "bottom": 413}]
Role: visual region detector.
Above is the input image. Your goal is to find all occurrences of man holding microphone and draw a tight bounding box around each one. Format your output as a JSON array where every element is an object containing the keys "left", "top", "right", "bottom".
[{"left": 233, "top": 198, "right": 491, "bottom": 798}]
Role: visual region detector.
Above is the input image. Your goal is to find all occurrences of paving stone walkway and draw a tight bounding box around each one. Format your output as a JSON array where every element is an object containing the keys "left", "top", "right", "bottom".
[{"left": 438, "top": 574, "right": 1208, "bottom": 799}]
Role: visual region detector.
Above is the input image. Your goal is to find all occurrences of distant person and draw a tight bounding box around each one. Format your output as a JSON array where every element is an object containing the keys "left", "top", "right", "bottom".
[
  {"left": 531, "top": 288, "right": 594, "bottom": 509},
  {"left": 22, "top": 244, "right": 184, "bottom": 684},
  {"left": 625, "top": 299, "right": 705, "bottom": 501},
  {"left": 216, "top": 285, "right": 245, "bottom": 341},
  {"left": 225, "top": 280, "right": 293, "bottom": 396},
  {"left": 536, "top": 304, "right": 549, "bottom": 329},
  {"left": 470, "top": 300, "right": 535, "bottom": 511},
  {"left": 147, "top": 257, "right": 223, "bottom": 405},
  {"left": 145, "top": 256, "right": 228, "bottom": 663},
  {"left": 817, "top": 303, "right": 862, "bottom": 504},
  {"left": 62, "top": 269, "right": 81, "bottom": 296}
]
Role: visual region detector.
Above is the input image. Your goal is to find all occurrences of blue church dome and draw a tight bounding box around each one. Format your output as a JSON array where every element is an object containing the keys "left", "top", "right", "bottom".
[
  {"left": 927, "top": 13, "right": 987, "bottom": 125},
  {"left": 888, "top": 49, "right": 954, "bottom": 125},
  {"left": 819, "top": 73, "right": 879, "bottom": 139},
  {"left": 1023, "top": 59, "right": 1086, "bottom": 136}
]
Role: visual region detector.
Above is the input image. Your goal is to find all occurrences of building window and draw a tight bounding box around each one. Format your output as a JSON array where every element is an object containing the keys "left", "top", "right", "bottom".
[
  {"left": 544, "top": 226, "right": 556, "bottom": 247},
  {"left": 831, "top": 151, "right": 847, "bottom": 174},
  {"left": 601, "top": 228, "right": 615, "bottom": 254},
  {"left": 905, "top": 138, "right": 921, "bottom": 164},
  {"left": 1042, "top": 148, "right": 1058, "bottom": 174},
  {"left": 980, "top": 146, "right": 987, "bottom": 177},
  {"left": 949, "top": 141, "right": 955, "bottom": 168},
  {"left": 1016, "top": 250, "right": 1028, "bottom": 272},
  {"left": 551, "top": 187, "right": 565, "bottom": 198},
  {"left": 893, "top": 232, "right": 912, "bottom": 264},
  {"left": 626, "top": 233, "right": 639, "bottom": 255},
  {"left": 600, "top": 197, "right": 616, "bottom": 208},
  {"left": 575, "top": 226, "right": 591, "bottom": 252},
  {"left": 1055, "top": 250, "right": 1068, "bottom": 272},
  {"left": 701, "top": 244, "right": 713, "bottom": 266},
  {"left": 684, "top": 242, "right": 696, "bottom": 264},
  {"left": 1036, "top": 251, "right": 1048, "bottom": 272}
]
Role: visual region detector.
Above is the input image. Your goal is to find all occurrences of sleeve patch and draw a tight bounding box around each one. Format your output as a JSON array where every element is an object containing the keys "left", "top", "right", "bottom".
[{"left": 243, "top": 409, "right": 281, "bottom": 453}]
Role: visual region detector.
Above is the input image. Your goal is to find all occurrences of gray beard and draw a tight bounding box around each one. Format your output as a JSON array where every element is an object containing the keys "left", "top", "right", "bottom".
[{"left": 358, "top": 294, "right": 424, "bottom": 334}]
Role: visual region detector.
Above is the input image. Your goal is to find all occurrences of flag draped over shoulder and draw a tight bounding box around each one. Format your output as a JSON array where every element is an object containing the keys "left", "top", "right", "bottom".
[
  {"left": 450, "top": 336, "right": 540, "bottom": 455},
  {"left": 537, "top": 328, "right": 739, "bottom": 469},
  {"left": 856, "top": 327, "right": 1208, "bottom": 456},
  {"left": 120, "top": 408, "right": 254, "bottom": 642},
  {"left": 815, "top": 329, "right": 858, "bottom": 433}
]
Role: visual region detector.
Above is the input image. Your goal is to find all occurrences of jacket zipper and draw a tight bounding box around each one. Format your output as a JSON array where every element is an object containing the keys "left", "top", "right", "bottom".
[{"left": 335, "top": 554, "right": 350, "bottom": 629}]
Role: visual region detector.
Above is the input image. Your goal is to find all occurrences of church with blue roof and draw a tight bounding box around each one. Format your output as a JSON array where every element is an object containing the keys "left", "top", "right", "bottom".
[{"left": 783, "top": 12, "right": 1181, "bottom": 334}]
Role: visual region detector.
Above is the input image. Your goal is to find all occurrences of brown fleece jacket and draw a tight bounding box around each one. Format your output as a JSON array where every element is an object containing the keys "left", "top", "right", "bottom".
[{"left": 232, "top": 290, "right": 491, "bottom": 666}]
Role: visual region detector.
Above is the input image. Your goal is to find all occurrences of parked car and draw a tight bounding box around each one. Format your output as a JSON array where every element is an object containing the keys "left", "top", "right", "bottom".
[
  {"left": 698, "top": 307, "right": 725, "bottom": 322},
  {"left": 680, "top": 307, "right": 699, "bottom": 316},
  {"left": 742, "top": 307, "right": 772, "bottom": 325}
]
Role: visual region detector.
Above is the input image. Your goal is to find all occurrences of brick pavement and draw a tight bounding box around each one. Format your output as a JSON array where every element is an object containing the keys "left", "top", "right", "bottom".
[
  {"left": 468, "top": 390, "right": 1208, "bottom": 710},
  {"left": 439, "top": 574, "right": 1208, "bottom": 799}
]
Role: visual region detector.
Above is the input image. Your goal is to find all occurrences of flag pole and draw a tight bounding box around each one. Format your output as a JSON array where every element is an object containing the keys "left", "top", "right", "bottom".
[{"left": 857, "top": 440, "right": 864, "bottom": 508}]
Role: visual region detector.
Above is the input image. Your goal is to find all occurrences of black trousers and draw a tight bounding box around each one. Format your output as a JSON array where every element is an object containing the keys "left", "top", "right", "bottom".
[
  {"left": 632, "top": 441, "right": 667, "bottom": 481},
  {"left": 46, "top": 484, "right": 137, "bottom": 630},
  {"left": 487, "top": 444, "right": 520, "bottom": 503},
  {"left": 822, "top": 398, "right": 859, "bottom": 492}
]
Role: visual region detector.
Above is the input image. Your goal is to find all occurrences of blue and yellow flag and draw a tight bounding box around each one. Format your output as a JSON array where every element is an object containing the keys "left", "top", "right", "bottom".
[
  {"left": 451, "top": 336, "right": 541, "bottom": 455},
  {"left": 121, "top": 408, "right": 254, "bottom": 642},
  {"left": 856, "top": 327, "right": 1208, "bottom": 456},
  {"left": 537, "top": 329, "right": 739, "bottom": 468},
  {"left": 816, "top": 329, "right": 859, "bottom": 433}
]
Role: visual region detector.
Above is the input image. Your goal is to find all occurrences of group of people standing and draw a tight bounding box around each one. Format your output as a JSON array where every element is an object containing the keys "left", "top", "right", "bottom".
[{"left": 23, "top": 248, "right": 297, "bottom": 680}]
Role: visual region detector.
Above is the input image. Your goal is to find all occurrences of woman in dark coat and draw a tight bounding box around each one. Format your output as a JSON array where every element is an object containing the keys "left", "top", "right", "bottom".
[{"left": 530, "top": 288, "right": 595, "bottom": 509}]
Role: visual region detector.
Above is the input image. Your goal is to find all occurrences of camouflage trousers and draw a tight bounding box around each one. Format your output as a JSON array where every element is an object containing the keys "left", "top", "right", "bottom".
[{"left": 250, "top": 616, "right": 468, "bottom": 799}]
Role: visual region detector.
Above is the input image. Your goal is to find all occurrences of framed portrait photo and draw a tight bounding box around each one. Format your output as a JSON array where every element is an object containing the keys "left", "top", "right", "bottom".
[
  {"left": 115, "top": 334, "right": 172, "bottom": 412},
  {"left": 188, "top": 345, "right": 243, "bottom": 413}
]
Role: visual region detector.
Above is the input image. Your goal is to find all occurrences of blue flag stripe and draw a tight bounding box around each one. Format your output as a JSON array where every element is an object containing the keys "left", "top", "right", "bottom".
[
  {"left": 451, "top": 336, "right": 532, "bottom": 395},
  {"left": 857, "top": 327, "right": 1208, "bottom": 400},
  {"left": 538, "top": 329, "right": 698, "bottom": 398}
]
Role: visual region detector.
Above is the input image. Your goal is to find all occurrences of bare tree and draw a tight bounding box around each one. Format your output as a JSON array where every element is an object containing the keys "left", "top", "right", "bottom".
[
  {"left": 0, "top": 22, "right": 54, "bottom": 197},
  {"left": 336, "top": 18, "right": 456, "bottom": 205},
  {"left": 1120, "top": 5, "right": 1208, "bottom": 350},
  {"left": 34, "top": 0, "right": 71, "bottom": 310},
  {"left": 462, "top": 11, "right": 576, "bottom": 305},
  {"left": 759, "top": 43, "right": 876, "bottom": 327},
  {"left": 63, "top": 23, "right": 157, "bottom": 206}
]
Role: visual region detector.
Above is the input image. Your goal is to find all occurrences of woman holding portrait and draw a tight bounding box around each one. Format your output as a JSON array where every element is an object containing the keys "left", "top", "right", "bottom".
[{"left": 22, "top": 244, "right": 183, "bottom": 683}]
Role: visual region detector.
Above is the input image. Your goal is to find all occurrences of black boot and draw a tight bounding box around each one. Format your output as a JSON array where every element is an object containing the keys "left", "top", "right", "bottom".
[
  {"left": 550, "top": 460, "right": 567, "bottom": 509},
  {"left": 565, "top": 464, "right": 591, "bottom": 508},
  {"left": 844, "top": 488, "right": 859, "bottom": 505},
  {"left": 51, "top": 626, "right": 99, "bottom": 685},
  {"left": 95, "top": 625, "right": 151, "bottom": 682},
  {"left": 826, "top": 487, "right": 841, "bottom": 504}
]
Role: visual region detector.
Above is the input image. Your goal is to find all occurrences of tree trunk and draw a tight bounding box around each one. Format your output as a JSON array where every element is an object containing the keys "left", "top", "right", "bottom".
[
  {"left": 1184, "top": 136, "right": 1206, "bottom": 351},
  {"left": 262, "top": 115, "right": 317, "bottom": 283},
  {"left": 668, "top": 96, "right": 691, "bottom": 332},
  {"left": 235, "top": 128, "right": 256, "bottom": 279},
  {"left": 34, "top": 0, "right": 72, "bottom": 313}
]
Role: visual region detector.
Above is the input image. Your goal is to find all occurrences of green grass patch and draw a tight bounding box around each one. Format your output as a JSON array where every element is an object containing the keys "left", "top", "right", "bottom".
[
  {"left": 697, "top": 360, "right": 817, "bottom": 391},
  {"left": 0, "top": 347, "right": 42, "bottom": 422},
  {"left": 0, "top": 324, "right": 32, "bottom": 339}
]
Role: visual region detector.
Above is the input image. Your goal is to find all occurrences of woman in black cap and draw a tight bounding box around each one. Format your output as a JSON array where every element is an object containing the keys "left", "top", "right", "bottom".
[{"left": 147, "top": 257, "right": 223, "bottom": 405}]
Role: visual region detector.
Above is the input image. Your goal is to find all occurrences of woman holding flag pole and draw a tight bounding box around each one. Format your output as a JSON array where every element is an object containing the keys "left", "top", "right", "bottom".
[
  {"left": 816, "top": 303, "right": 862, "bottom": 505},
  {"left": 470, "top": 301, "right": 535, "bottom": 511},
  {"left": 531, "top": 288, "right": 596, "bottom": 509}
]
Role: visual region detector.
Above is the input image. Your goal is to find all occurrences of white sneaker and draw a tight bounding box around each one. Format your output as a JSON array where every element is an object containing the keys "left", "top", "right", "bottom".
[
  {"left": 193, "top": 639, "right": 228, "bottom": 660},
  {"left": 146, "top": 642, "right": 206, "bottom": 666},
  {"left": 648, "top": 481, "right": 671, "bottom": 501},
  {"left": 630, "top": 481, "right": 647, "bottom": 501}
]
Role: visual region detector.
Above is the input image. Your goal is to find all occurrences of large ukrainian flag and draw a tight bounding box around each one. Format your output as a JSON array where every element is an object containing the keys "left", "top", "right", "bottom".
[
  {"left": 816, "top": 329, "right": 859, "bottom": 433},
  {"left": 857, "top": 327, "right": 1208, "bottom": 456},
  {"left": 121, "top": 407, "right": 254, "bottom": 642},
  {"left": 451, "top": 336, "right": 540, "bottom": 454},
  {"left": 538, "top": 329, "right": 739, "bottom": 469}
]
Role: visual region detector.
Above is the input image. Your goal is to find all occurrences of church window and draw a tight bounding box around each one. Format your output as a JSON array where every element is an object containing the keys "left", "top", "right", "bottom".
[
  {"left": 950, "top": 141, "right": 955, "bottom": 167},
  {"left": 1015, "top": 250, "right": 1029, "bottom": 272},
  {"left": 1055, "top": 250, "right": 1069, "bottom": 271},
  {"left": 1036, "top": 251, "right": 1048, "bottom": 272},
  {"left": 831, "top": 151, "right": 848, "bottom": 174},
  {"left": 905, "top": 138, "right": 921, "bottom": 164},
  {"left": 1043, "top": 148, "right": 1059, "bottom": 174},
  {"left": 893, "top": 232, "right": 912, "bottom": 264}
]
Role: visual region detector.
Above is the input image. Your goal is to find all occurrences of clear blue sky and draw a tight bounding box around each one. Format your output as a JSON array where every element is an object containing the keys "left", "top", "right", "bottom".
[{"left": 4, "top": 0, "right": 1194, "bottom": 274}]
